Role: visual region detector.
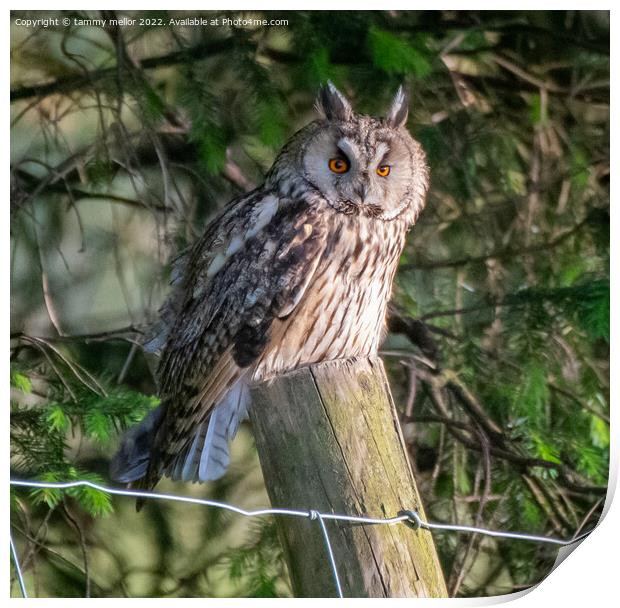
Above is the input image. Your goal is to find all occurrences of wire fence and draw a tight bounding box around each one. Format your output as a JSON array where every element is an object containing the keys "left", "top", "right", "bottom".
[{"left": 9, "top": 479, "right": 593, "bottom": 599}]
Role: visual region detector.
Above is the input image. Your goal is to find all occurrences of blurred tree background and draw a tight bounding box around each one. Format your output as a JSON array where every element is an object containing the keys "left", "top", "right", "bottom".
[{"left": 10, "top": 9, "right": 609, "bottom": 598}]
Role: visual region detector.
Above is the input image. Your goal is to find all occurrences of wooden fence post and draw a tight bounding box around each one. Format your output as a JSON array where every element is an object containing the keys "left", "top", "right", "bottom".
[{"left": 249, "top": 356, "right": 447, "bottom": 598}]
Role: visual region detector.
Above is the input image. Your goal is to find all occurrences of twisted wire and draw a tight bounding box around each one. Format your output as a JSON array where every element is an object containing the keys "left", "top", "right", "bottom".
[{"left": 9, "top": 479, "right": 592, "bottom": 598}]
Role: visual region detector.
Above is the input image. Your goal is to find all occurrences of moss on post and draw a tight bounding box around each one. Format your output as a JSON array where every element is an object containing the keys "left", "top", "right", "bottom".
[{"left": 249, "top": 357, "right": 447, "bottom": 598}]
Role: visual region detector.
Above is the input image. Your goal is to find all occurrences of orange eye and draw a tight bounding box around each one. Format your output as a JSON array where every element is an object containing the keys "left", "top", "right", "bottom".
[
  {"left": 328, "top": 158, "right": 349, "bottom": 174},
  {"left": 376, "top": 165, "right": 391, "bottom": 177}
]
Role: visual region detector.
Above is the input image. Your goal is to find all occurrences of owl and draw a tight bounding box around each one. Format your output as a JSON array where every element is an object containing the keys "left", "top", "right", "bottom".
[{"left": 110, "top": 82, "right": 429, "bottom": 494}]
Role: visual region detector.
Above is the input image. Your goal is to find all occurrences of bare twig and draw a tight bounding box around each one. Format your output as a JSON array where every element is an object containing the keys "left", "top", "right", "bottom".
[
  {"left": 61, "top": 503, "right": 91, "bottom": 598},
  {"left": 402, "top": 215, "right": 591, "bottom": 271}
]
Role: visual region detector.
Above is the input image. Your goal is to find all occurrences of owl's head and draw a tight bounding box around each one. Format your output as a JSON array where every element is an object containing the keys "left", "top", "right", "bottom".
[{"left": 270, "top": 82, "right": 428, "bottom": 224}]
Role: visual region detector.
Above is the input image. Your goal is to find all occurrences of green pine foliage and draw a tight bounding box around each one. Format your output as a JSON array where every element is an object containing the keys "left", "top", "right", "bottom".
[
  {"left": 368, "top": 26, "right": 432, "bottom": 78},
  {"left": 224, "top": 520, "right": 289, "bottom": 597},
  {"left": 11, "top": 358, "right": 159, "bottom": 518}
]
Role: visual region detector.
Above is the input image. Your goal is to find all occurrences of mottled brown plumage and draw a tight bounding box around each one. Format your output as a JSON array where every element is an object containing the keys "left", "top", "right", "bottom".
[{"left": 110, "top": 83, "right": 429, "bottom": 493}]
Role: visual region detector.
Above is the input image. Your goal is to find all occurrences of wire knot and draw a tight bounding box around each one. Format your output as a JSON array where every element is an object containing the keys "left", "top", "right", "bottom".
[
  {"left": 399, "top": 509, "right": 422, "bottom": 530},
  {"left": 308, "top": 509, "right": 320, "bottom": 520}
]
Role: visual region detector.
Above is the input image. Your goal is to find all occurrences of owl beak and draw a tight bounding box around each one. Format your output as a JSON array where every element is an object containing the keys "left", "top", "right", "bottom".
[{"left": 354, "top": 180, "right": 370, "bottom": 205}]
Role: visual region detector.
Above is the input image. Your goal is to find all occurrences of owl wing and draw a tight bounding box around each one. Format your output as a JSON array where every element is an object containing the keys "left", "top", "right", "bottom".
[{"left": 142, "top": 189, "right": 329, "bottom": 488}]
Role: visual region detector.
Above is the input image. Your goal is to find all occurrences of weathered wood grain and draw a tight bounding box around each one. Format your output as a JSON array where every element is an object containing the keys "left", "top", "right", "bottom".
[{"left": 249, "top": 356, "right": 447, "bottom": 598}]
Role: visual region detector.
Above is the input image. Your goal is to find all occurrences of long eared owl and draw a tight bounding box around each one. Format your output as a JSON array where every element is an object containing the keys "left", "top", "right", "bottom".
[{"left": 111, "top": 82, "right": 429, "bottom": 493}]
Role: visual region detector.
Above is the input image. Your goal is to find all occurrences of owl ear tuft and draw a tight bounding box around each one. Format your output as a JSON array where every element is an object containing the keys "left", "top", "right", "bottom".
[
  {"left": 386, "top": 85, "right": 409, "bottom": 128},
  {"left": 317, "top": 81, "right": 353, "bottom": 122}
]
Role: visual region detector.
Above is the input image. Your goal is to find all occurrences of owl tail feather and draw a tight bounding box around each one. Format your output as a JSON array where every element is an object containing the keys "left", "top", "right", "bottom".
[
  {"left": 110, "top": 404, "right": 166, "bottom": 485},
  {"left": 165, "top": 377, "right": 250, "bottom": 483},
  {"left": 110, "top": 379, "right": 250, "bottom": 510}
]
